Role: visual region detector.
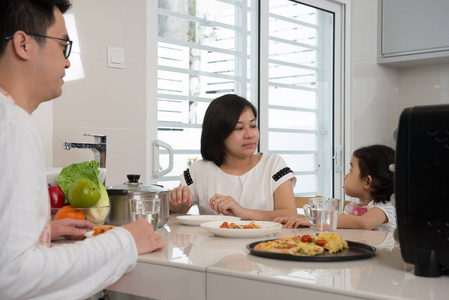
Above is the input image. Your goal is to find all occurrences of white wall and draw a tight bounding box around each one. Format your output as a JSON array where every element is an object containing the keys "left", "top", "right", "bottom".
[
  {"left": 349, "top": 0, "right": 449, "bottom": 154},
  {"left": 32, "top": 0, "right": 157, "bottom": 186},
  {"left": 349, "top": 0, "right": 401, "bottom": 151},
  {"left": 400, "top": 64, "right": 449, "bottom": 109},
  {"left": 32, "top": 0, "right": 449, "bottom": 186}
]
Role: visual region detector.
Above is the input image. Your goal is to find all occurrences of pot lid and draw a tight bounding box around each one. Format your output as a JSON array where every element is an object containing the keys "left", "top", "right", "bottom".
[{"left": 107, "top": 174, "right": 169, "bottom": 193}]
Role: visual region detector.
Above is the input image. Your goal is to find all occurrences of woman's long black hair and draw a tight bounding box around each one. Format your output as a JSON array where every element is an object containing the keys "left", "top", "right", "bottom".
[{"left": 201, "top": 94, "right": 257, "bottom": 166}]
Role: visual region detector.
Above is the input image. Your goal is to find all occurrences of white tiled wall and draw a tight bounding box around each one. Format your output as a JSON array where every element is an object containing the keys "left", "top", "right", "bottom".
[
  {"left": 32, "top": 0, "right": 449, "bottom": 187},
  {"left": 32, "top": 0, "right": 158, "bottom": 186},
  {"left": 350, "top": 0, "right": 449, "bottom": 154},
  {"left": 400, "top": 64, "right": 449, "bottom": 109},
  {"left": 350, "top": 0, "right": 401, "bottom": 151}
]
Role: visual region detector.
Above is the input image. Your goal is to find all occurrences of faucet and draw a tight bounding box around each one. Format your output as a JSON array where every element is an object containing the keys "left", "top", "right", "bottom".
[{"left": 63, "top": 134, "right": 107, "bottom": 168}]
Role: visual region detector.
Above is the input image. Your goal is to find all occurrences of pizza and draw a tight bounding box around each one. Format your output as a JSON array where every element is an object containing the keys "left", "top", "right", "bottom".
[
  {"left": 92, "top": 225, "right": 115, "bottom": 236},
  {"left": 220, "top": 220, "right": 262, "bottom": 229},
  {"left": 253, "top": 233, "right": 348, "bottom": 256}
]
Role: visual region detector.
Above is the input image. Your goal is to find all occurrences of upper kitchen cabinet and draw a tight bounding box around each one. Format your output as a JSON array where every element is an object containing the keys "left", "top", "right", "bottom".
[{"left": 378, "top": 0, "right": 449, "bottom": 67}]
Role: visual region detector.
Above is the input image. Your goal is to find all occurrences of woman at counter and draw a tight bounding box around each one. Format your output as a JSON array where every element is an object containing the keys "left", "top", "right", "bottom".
[{"left": 169, "top": 94, "right": 298, "bottom": 221}]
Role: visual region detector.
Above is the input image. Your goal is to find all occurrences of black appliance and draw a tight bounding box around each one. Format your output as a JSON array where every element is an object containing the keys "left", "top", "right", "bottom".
[{"left": 395, "top": 104, "right": 449, "bottom": 277}]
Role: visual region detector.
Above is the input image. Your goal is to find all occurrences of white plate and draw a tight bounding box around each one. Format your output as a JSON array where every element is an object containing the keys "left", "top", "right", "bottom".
[
  {"left": 84, "top": 231, "right": 93, "bottom": 238},
  {"left": 177, "top": 215, "right": 241, "bottom": 226},
  {"left": 200, "top": 220, "right": 282, "bottom": 238}
]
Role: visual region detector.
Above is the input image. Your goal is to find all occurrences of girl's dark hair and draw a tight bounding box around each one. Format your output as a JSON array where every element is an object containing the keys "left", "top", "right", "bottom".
[
  {"left": 201, "top": 94, "right": 257, "bottom": 166},
  {"left": 0, "top": 0, "right": 72, "bottom": 57},
  {"left": 353, "top": 144, "right": 395, "bottom": 203}
]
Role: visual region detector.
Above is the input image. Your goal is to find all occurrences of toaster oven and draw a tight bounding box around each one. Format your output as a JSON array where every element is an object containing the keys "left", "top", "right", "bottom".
[{"left": 395, "top": 104, "right": 449, "bottom": 277}]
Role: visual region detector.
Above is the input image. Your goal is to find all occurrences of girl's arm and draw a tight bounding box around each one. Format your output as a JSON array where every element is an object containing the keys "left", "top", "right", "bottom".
[{"left": 338, "top": 207, "right": 388, "bottom": 230}]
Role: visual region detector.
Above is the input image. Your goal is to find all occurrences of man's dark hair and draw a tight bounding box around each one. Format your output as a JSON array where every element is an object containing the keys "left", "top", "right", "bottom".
[
  {"left": 201, "top": 94, "right": 258, "bottom": 166},
  {"left": 353, "top": 144, "right": 395, "bottom": 203},
  {"left": 0, "top": 0, "right": 72, "bottom": 57}
]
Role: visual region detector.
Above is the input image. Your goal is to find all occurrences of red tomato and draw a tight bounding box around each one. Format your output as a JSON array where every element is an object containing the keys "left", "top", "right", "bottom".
[
  {"left": 49, "top": 186, "right": 65, "bottom": 209},
  {"left": 315, "top": 240, "right": 327, "bottom": 247},
  {"left": 300, "top": 234, "right": 312, "bottom": 243},
  {"left": 54, "top": 205, "right": 85, "bottom": 220},
  {"left": 220, "top": 222, "right": 229, "bottom": 228}
]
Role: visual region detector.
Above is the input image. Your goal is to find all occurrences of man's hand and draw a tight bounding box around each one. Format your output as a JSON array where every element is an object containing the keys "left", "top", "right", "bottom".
[{"left": 122, "top": 219, "right": 166, "bottom": 255}]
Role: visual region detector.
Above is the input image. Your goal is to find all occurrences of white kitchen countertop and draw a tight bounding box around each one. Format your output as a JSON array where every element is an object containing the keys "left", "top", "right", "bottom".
[{"left": 87, "top": 214, "right": 449, "bottom": 299}]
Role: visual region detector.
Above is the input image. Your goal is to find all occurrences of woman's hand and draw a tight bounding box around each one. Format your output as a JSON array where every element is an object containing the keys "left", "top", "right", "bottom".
[
  {"left": 51, "top": 218, "right": 96, "bottom": 240},
  {"left": 169, "top": 185, "right": 192, "bottom": 206},
  {"left": 272, "top": 215, "right": 311, "bottom": 229},
  {"left": 209, "top": 194, "right": 248, "bottom": 219}
]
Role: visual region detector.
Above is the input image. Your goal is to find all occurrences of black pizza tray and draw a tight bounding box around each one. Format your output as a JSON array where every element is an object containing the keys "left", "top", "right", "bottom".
[{"left": 246, "top": 239, "right": 376, "bottom": 262}]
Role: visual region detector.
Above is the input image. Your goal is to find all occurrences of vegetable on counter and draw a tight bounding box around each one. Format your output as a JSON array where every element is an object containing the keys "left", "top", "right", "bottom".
[
  {"left": 48, "top": 185, "right": 65, "bottom": 211},
  {"left": 57, "top": 160, "right": 101, "bottom": 199},
  {"left": 54, "top": 205, "right": 86, "bottom": 220},
  {"left": 55, "top": 160, "right": 110, "bottom": 223},
  {"left": 67, "top": 178, "right": 100, "bottom": 208},
  {"left": 85, "top": 182, "right": 109, "bottom": 223}
]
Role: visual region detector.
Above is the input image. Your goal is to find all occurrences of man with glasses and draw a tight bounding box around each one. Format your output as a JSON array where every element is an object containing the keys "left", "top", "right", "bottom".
[
  {"left": 0, "top": 1, "right": 166, "bottom": 299},
  {"left": 4, "top": 33, "right": 73, "bottom": 59}
]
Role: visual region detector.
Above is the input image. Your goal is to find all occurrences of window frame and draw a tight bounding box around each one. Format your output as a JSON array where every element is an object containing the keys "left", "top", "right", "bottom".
[
  {"left": 258, "top": 0, "right": 348, "bottom": 199},
  {"left": 151, "top": 0, "right": 350, "bottom": 201}
]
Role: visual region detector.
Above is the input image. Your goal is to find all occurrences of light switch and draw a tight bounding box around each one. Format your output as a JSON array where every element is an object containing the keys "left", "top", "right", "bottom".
[{"left": 107, "top": 46, "right": 124, "bottom": 69}]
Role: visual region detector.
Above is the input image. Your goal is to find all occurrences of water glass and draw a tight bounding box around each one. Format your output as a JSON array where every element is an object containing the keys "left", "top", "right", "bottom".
[
  {"left": 303, "top": 197, "right": 340, "bottom": 235},
  {"left": 129, "top": 198, "right": 160, "bottom": 229}
]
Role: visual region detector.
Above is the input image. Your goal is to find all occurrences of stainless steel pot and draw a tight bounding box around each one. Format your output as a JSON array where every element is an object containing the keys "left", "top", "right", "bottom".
[{"left": 106, "top": 174, "right": 170, "bottom": 227}]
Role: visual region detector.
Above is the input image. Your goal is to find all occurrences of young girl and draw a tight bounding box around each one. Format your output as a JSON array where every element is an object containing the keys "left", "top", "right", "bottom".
[{"left": 274, "top": 145, "right": 396, "bottom": 232}]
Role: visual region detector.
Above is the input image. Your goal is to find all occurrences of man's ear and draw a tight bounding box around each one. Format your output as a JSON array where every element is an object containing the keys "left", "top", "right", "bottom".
[
  {"left": 364, "top": 175, "right": 372, "bottom": 190},
  {"left": 12, "top": 31, "right": 32, "bottom": 60}
]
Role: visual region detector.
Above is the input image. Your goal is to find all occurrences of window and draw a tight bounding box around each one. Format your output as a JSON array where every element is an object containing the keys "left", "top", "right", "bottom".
[
  {"left": 262, "top": 0, "right": 337, "bottom": 197},
  {"left": 156, "top": 0, "right": 254, "bottom": 189},
  {"left": 156, "top": 0, "right": 345, "bottom": 199}
]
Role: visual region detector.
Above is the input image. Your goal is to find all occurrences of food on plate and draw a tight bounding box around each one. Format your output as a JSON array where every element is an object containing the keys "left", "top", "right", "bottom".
[
  {"left": 316, "top": 232, "right": 349, "bottom": 253},
  {"left": 219, "top": 220, "right": 262, "bottom": 229},
  {"left": 48, "top": 185, "right": 65, "bottom": 211},
  {"left": 54, "top": 205, "right": 86, "bottom": 221},
  {"left": 92, "top": 225, "right": 115, "bottom": 236},
  {"left": 253, "top": 233, "right": 348, "bottom": 256},
  {"left": 67, "top": 178, "right": 100, "bottom": 208}
]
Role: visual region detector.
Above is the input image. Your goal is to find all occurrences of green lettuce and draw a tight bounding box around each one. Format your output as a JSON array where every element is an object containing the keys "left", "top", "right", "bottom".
[{"left": 57, "top": 161, "right": 100, "bottom": 197}]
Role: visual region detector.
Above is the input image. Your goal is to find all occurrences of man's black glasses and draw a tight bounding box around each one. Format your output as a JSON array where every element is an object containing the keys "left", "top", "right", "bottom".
[{"left": 4, "top": 33, "right": 73, "bottom": 59}]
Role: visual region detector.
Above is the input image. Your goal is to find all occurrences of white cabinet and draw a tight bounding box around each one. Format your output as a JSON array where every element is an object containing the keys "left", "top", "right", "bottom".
[{"left": 377, "top": 0, "right": 449, "bottom": 67}]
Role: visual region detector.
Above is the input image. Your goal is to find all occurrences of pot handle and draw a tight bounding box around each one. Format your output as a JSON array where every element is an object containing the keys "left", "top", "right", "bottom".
[{"left": 152, "top": 139, "right": 174, "bottom": 179}]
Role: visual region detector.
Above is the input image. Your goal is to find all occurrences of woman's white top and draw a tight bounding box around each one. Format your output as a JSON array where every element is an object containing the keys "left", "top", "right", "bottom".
[
  {"left": 0, "top": 95, "right": 137, "bottom": 300},
  {"left": 180, "top": 153, "right": 297, "bottom": 214}
]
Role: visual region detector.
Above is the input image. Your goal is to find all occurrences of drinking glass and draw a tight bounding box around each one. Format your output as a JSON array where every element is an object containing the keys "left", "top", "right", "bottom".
[
  {"left": 129, "top": 198, "right": 160, "bottom": 229},
  {"left": 304, "top": 197, "right": 340, "bottom": 235}
]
